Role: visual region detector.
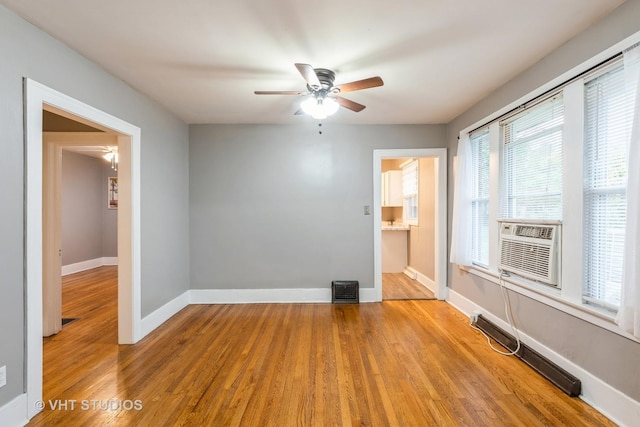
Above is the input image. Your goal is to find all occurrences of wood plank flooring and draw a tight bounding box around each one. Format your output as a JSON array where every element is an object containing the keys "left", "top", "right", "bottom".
[
  {"left": 28, "top": 266, "right": 615, "bottom": 426},
  {"left": 382, "top": 272, "right": 435, "bottom": 300}
]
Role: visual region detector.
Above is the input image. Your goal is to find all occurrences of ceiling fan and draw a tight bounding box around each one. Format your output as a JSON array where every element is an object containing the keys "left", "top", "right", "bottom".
[{"left": 254, "top": 63, "right": 384, "bottom": 119}]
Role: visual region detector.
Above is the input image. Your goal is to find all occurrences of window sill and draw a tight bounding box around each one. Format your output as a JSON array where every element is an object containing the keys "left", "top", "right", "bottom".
[{"left": 458, "top": 265, "right": 639, "bottom": 343}]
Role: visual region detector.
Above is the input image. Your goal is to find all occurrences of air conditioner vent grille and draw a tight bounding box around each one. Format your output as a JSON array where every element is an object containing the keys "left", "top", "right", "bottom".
[{"left": 500, "top": 240, "right": 551, "bottom": 279}]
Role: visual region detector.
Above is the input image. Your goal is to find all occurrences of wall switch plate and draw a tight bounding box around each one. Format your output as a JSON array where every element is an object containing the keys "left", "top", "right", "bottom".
[
  {"left": 0, "top": 365, "right": 6, "bottom": 388},
  {"left": 363, "top": 205, "right": 371, "bottom": 215}
]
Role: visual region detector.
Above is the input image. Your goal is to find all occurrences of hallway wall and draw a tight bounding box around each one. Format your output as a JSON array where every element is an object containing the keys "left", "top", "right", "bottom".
[{"left": 61, "top": 151, "right": 117, "bottom": 266}]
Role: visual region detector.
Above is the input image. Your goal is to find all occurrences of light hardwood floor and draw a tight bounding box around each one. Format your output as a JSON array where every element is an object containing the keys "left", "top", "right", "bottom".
[
  {"left": 382, "top": 272, "right": 435, "bottom": 300},
  {"left": 28, "top": 266, "right": 614, "bottom": 426}
]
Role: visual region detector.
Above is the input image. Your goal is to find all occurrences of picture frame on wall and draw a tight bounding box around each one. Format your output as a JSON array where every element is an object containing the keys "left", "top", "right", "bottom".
[{"left": 108, "top": 176, "right": 118, "bottom": 209}]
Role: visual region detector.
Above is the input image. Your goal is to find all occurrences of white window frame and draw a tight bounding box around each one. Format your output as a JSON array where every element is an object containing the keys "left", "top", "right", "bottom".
[
  {"left": 402, "top": 159, "right": 419, "bottom": 226},
  {"left": 455, "top": 31, "right": 640, "bottom": 341}
]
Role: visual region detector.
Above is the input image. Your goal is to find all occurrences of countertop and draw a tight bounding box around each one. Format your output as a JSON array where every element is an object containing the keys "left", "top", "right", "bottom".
[{"left": 382, "top": 223, "right": 410, "bottom": 231}]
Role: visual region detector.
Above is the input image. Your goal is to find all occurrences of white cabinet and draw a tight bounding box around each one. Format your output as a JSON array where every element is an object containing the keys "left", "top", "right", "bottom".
[{"left": 381, "top": 170, "right": 402, "bottom": 207}]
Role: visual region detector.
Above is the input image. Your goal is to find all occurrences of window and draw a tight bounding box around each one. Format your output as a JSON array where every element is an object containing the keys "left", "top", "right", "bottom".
[
  {"left": 500, "top": 95, "right": 564, "bottom": 220},
  {"left": 470, "top": 128, "right": 490, "bottom": 266},
  {"left": 452, "top": 40, "right": 640, "bottom": 336},
  {"left": 402, "top": 160, "right": 418, "bottom": 225},
  {"left": 583, "top": 63, "right": 635, "bottom": 311}
]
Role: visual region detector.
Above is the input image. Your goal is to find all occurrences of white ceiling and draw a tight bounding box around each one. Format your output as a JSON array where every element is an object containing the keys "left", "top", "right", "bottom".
[{"left": 2, "top": 0, "right": 625, "bottom": 124}]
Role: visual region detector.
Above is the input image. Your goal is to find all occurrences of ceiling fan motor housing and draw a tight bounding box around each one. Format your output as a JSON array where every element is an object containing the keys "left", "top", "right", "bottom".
[{"left": 309, "top": 68, "right": 336, "bottom": 94}]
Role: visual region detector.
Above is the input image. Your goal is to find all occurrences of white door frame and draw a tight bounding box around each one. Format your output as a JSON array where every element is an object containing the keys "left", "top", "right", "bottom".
[
  {"left": 24, "top": 79, "right": 142, "bottom": 418},
  {"left": 373, "top": 148, "right": 448, "bottom": 301}
]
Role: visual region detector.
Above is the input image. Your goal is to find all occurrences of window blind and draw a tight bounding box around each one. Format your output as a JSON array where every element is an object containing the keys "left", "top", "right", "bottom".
[
  {"left": 471, "top": 128, "right": 490, "bottom": 266},
  {"left": 500, "top": 95, "right": 564, "bottom": 220},
  {"left": 402, "top": 160, "right": 418, "bottom": 196},
  {"left": 583, "top": 63, "right": 634, "bottom": 310},
  {"left": 402, "top": 160, "right": 418, "bottom": 223}
]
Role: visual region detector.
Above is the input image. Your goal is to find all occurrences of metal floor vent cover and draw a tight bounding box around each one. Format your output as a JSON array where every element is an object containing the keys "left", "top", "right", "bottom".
[{"left": 332, "top": 280, "right": 359, "bottom": 304}]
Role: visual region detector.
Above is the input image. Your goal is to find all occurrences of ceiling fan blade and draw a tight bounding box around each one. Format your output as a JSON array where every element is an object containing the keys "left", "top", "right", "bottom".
[
  {"left": 335, "top": 96, "right": 366, "bottom": 112},
  {"left": 295, "top": 63, "right": 321, "bottom": 89},
  {"left": 294, "top": 109, "right": 304, "bottom": 115},
  {"left": 254, "top": 90, "right": 305, "bottom": 95},
  {"left": 334, "top": 76, "right": 383, "bottom": 93}
]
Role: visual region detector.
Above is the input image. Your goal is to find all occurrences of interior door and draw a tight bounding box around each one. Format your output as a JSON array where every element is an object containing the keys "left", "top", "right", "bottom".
[{"left": 42, "top": 138, "right": 62, "bottom": 336}]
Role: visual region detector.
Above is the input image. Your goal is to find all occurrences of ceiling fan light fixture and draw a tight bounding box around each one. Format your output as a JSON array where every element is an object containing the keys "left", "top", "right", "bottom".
[{"left": 300, "top": 96, "right": 339, "bottom": 119}]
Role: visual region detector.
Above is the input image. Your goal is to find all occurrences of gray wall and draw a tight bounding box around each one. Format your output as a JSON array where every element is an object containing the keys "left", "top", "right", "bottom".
[
  {"left": 61, "top": 151, "right": 102, "bottom": 264},
  {"left": 102, "top": 163, "right": 118, "bottom": 258},
  {"left": 446, "top": 0, "right": 640, "bottom": 401},
  {"left": 0, "top": 4, "right": 189, "bottom": 407},
  {"left": 61, "top": 151, "right": 117, "bottom": 265},
  {"left": 408, "top": 158, "right": 435, "bottom": 281},
  {"left": 189, "top": 124, "right": 446, "bottom": 290}
]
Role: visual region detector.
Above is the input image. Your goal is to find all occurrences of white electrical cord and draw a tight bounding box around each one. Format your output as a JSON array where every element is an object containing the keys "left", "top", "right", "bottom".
[{"left": 469, "top": 270, "right": 522, "bottom": 356}]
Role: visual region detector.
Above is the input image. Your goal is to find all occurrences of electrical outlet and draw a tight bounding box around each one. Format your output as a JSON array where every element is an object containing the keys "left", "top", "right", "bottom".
[
  {"left": 363, "top": 205, "right": 371, "bottom": 215},
  {"left": 470, "top": 312, "right": 481, "bottom": 324},
  {"left": 0, "top": 365, "right": 6, "bottom": 388}
]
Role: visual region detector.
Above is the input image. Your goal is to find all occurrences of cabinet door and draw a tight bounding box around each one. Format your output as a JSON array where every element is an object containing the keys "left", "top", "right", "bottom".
[{"left": 383, "top": 170, "right": 403, "bottom": 207}]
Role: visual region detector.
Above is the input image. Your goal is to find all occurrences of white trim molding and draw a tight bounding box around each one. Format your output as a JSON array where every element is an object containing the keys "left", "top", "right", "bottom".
[
  {"left": 190, "top": 287, "right": 379, "bottom": 305},
  {"left": 0, "top": 394, "right": 28, "bottom": 427},
  {"left": 190, "top": 288, "right": 331, "bottom": 304},
  {"left": 140, "top": 291, "right": 190, "bottom": 338},
  {"left": 447, "top": 290, "right": 640, "bottom": 427},
  {"left": 404, "top": 266, "right": 436, "bottom": 294},
  {"left": 61, "top": 257, "right": 118, "bottom": 276}
]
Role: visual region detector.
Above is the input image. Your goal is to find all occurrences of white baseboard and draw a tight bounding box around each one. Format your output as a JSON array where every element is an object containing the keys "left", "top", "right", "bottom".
[
  {"left": 190, "top": 286, "right": 378, "bottom": 304},
  {"left": 447, "top": 289, "right": 640, "bottom": 427},
  {"left": 62, "top": 257, "right": 118, "bottom": 276},
  {"left": 403, "top": 268, "right": 417, "bottom": 280},
  {"left": 404, "top": 266, "right": 436, "bottom": 294},
  {"left": 140, "top": 291, "right": 190, "bottom": 338},
  {"left": 359, "top": 287, "right": 378, "bottom": 303},
  {"left": 189, "top": 288, "right": 332, "bottom": 304},
  {"left": 0, "top": 394, "right": 28, "bottom": 427}
]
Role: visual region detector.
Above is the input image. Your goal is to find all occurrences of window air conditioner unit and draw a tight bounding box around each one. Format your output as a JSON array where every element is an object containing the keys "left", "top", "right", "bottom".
[{"left": 498, "top": 220, "right": 561, "bottom": 287}]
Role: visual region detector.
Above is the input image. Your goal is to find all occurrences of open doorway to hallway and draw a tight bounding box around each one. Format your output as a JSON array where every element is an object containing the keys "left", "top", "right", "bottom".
[
  {"left": 41, "top": 110, "right": 122, "bottom": 412},
  {"left": 42, "top": 111, "right": 121, "bottom": 337}
]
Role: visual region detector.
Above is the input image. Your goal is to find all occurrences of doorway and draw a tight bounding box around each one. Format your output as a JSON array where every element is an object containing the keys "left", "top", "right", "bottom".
[
  {"left": 373, "top": 148, "right": 447, "bottom": 302},
  {"left": 24, "top": 79, "right": 142, "bottom": 418},
  {"left": 43, "top": 128, "right": 120, "bottom": 336}
]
